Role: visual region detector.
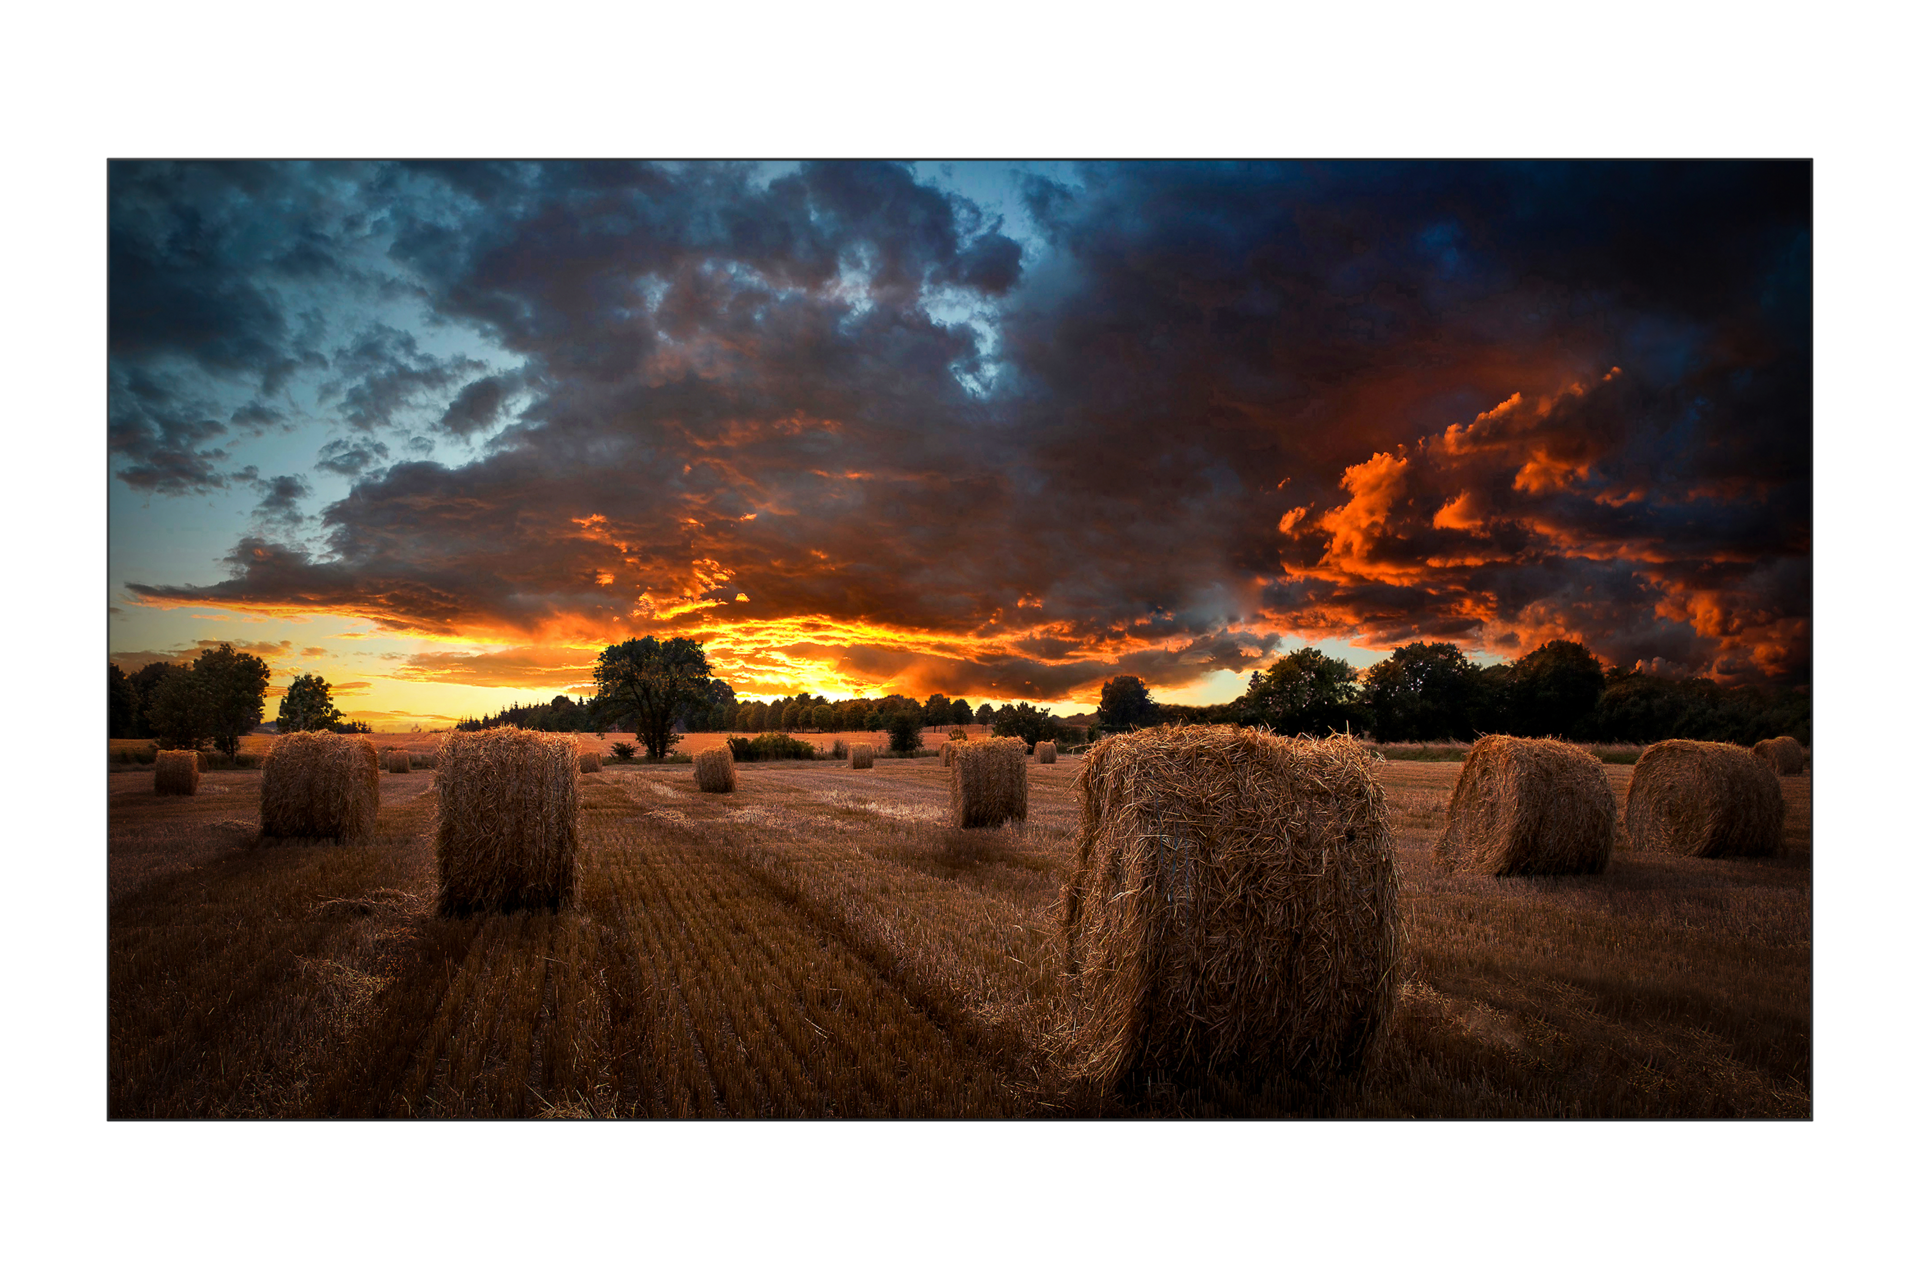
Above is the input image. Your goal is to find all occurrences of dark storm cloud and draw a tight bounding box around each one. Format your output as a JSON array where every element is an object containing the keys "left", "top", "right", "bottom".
[
  {"left": 119, "top": 161, "right": 1811, "bottom": 694},
  {"left": 249, "top": 473, "right": 312, "bottom": 527}
]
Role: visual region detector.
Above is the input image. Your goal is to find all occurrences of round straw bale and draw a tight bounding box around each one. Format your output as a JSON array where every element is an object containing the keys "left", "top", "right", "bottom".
[
  {"left": 153, "top": 748, "right": 200, "bottom": 796},
  {"left": 435, "top": 728, "right": 578, "bottom": 915},
  {"left": 1752, "top": 735, "right": 1805, "bottom": 776},
  {"left": 383, "top": 747, "right": 411, "bottom": 774},
  {"left": 578, "top": 751, "right": 602, "bottom": 773},
  {"left": 1626, "top": 739, "right": 1784, "bottom": 859},
  {"left": 948, "top": 736, "right": 1028, "bottom": 827},
  {"left": 408, "top": 751, "right": 438, "bottom": 770},
  {"left": 1035, "top": 740, "right": 1058, "bottom": 764},
  {"left": 260, "top": 732, "right": 380, "bottom": 841},
  {"left": 1058, "top": 726, "right": 1400, "bottom": 1091},
  {"left": 693, "top": 746, "right": 737, "bottom": 793},
  {"left": 1432, "top": 736, "right": 1615, "bottom": 876},
  {"left": 848, "top": 743, "right": 875, "bottom": 770}
]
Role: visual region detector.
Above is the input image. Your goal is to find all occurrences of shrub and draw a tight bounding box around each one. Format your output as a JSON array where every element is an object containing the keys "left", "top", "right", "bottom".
[
  {"left": 729, "top": 733, "right": 817, "bottom": 762},
  {"left": 610, "top": 742, "right": 636, "bottom": 761}
]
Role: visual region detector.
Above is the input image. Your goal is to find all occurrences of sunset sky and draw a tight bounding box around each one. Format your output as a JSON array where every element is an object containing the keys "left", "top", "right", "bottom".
[{"left": 107, "top": 160, "right": 1811, "bottom": 727}]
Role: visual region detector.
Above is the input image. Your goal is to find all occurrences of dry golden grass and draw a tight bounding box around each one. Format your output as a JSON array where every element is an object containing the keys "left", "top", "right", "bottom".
[
  {"left": 107, "top": 754, "right": 1811, "bottom": 1118},
  {"left": 153, "top": 749, "right": 200, "bottom": 795},
  {"left": 1627, "top": 739, "right": 1784, "bottom": 859},
  {"left": 1433, "top": 736, "right": 1615, "bottom": 876},
  {"left": 949, "top": 736, "right": 1028, "bottom": 828}
]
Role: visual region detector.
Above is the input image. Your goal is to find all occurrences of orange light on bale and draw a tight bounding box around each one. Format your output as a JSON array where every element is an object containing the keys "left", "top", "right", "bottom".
[
  {"left": 693, "top": 747, "right": 737, "bottom": 793},
  {"left": 1752, "top": 736, "right": 1805, "bottom": 776},
  {"left": 435, "top": 728, "right": 578, "bottom": 915},
  {"left": 1035, "top": 741, "right": 1058, "bottom": 764},
  {"left": 383, "top": 748, "right": 411, "bottom": 774},
  {"left": 948, "top": 736, "right": 1028, "bottom": 827},
  {"left": 849, "top": 744, "right": 875, "bottom": 770},
  {"left": 1057, "top": 726, "right": 1400, "bottom": 1094},
  {"left": 260, "top": 732, "right": 380, "bottom": 841}
]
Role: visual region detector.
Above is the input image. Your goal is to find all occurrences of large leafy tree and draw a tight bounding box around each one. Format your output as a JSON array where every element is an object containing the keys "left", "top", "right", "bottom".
[
  {"left": 1362, "top": 641, "right": 1482, "bottom": 741},
  {"left": 593, "top": 636, "right": 714, "bottom": 760},
  {"left": 277, "top": 672, "right": 344, "bottom": 733},
  {"left": 885, "top": 702, "right": 924, "bottom": 753},
  {"left": 146, "top": 667, "right": 213, "bottom": 750},
  {"left": 990, "top": 701, "right": 1059, "bottom": 748},
  {"left": 1241, "top": 647, "right": 1366, "bottom": 736},
  {"left": 1507, "top": 639, "right": 1606, "bottom": 737},
  {"left": 129, "top": 661, "right": 182, "bottom": 737},
  {"left": 1097, "top": 674, "right": 1158, "bottom": 733},
  {"left": 109, "top": 663, "right": 140, "bottom": 738},
  {"left": 193, "top": 643, "right": 273, "bottom": 758}
]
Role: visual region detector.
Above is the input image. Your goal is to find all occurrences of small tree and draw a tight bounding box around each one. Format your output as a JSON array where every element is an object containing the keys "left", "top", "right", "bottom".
[
  {"left": 975, "top": 702, "right": 996, "bottom": 725},
  {"left": 1241, "top": 648, "right": 1366, "bottom": 736},
  {"left": 193, "top": 643, "right": 273, "bottom": 758},
  {"left": 885, "top": 703, "right": 924, "bottom": 753},
  {"left": 949, "top": 698, "right": 973, "bottom": 725},
  {"left": 593, "top": 636, "right": 714, "bottom": 761},
  {"left": 1097, "top": 674, "right": 1158, "bottom": 733},
  {"left": 923, "top": 693, "right": 953, "bottom": 727},
  {"left": 277, "top": 672, "right": 344, "bottom": 733},
  {"left": 146, "top": 667, "right": 212, "bottom": 750}
]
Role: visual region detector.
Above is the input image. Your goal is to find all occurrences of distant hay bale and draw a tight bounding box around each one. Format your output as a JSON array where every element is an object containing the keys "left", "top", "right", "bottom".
[
  {"left": 1432, "top": 736, "right": 1615, "bottom": 876},
  {"left": 949, "top": 736, "right": 1028, "bottom": 827},
  {"left": 849, "top": 744, "right": 875, "bottom": 770},
  {"left": 383, "top": 748, "right": 411, "bottom": 774},
  {"left": 1035, "top": 740, "right": 1058, "bottom": 764},
  {"left": 578, "top": 751, "right": 602, "bottom": 773},
  {"left": 693, "top": 747, "right": 737, "bottom": 793},
  {"left": 408, "top": 751, "right": 438, "bottom": 770},
  {"left": 260, "top": 732, "right": 380, "bottom": 842},
  {"left": 1058, "top": 726, "right": 1400, "bottom": 1092},
  {"left": 1753, "top": 736, "right": 1805, "bottom": 776},
  {"left": 153, "top": 749, "right": 200, "bottom": 796},
  {"left": 435, "top": 728, "right": 578, "bottom": 915},
  {"left": 1626, "top": 739, "right": 1784, "bottom": 859}
]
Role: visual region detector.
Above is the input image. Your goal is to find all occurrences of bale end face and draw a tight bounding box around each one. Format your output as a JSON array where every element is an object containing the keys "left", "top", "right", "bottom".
[
  {"left": 383, "top": 748, "right": 412, "bottom": 774},
  {"left": 1035, "top": 740, "right": 1058, "bottom": 764},
  {"left": 153, "top": 749, "right": 200, "bottom": 796},
  {"left": 1432, "top": 735, "right": 1616, "bottom": 876},
  {"left": 1626, "top": 739, "right": 1784, "bottom": 859},
  {"left": 1753, "top": 736, "right": 1805, "bottom": 776},
  {"left": 435, "top": 728, "right": 578, "bottom": 915},
  {"left": 1058, "top": 726, "right": 1400, "bottom": 1094},
  {"left": 260, "top": 733, "right": 380, "bottom": 841},
  {"left": 948, "top": 736, "right": 1029, "bottom": 827},
  {"left": 578, "top": 751, "right": 602, "bottom": 773},
  {"left": 693, "top": 747, "right": 737, "bottom": 793},
  {"left": 848, "top": 744, "right": 875, "bottom": 770}
]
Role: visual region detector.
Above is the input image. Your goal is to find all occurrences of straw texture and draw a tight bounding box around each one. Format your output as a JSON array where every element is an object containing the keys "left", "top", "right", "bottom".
[
  {"left": 578, "top": 750, "right": 602, "bottom": 773},
  {"left": 1432, "top": 736, "right": 1615, "bottom": 875},
  {"left": 693, "top": 747, "right": 737, "bottom": 793},
  {"left": 1626, "top": 739, "right": 1784, "bottom": 859},
  {"left": 435, "top": 728, "right": 578, "bottom": 915},
  {"left": 949, "top": 736, "right": 1029, "bottom": 827},
  {"left": 849, "top": 744, "right": 875, "bottom": 770},
  {"left": 153, "top": 749, "right": 200, "bottom": 796},
  {"left": 1035, "top": 741, "right": 1058, "bottom": 764},
  {"left": 260, "top": 732, "right": 380, "bottom": 841},
  {"left": 383, "top": 748, "right": 411, "bottom": 774},
  {"left": 1753, "top": 736, "right": 1805, "bottom": 776},
  {"left": 1057, "top": 726, "right": 1400, "bottom": 1092}
]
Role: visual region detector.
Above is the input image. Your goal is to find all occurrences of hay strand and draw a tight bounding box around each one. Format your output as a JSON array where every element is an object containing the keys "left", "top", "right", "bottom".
[
  {"left": 1057, "top": 726, "right": 1400, "bottom": 1092},
  {"left": 435, "top": 728, "right": 578, "bottom": 915},
  {"left": 848, "top": 744, "right": 875, "bottom": 770},
  {"left": 693, "top": 746, "right": 737, "bottom": 793},
  {"left": 1432, "top": 736, "right": 1615, "bottom": 876},
  {"left": 260, "top": 732, "right": 380, "bottom": 841},
  {"left": 153, "top": 749, "right": 200, "bottom": 796},
  {"left": 1753, "top": 735, "right": 1805, "bottom": 776},
  {"left": 948, "top": 736, "right": 1028, "bottom": 827},
  {"left": 1626, "top": 739, "right": 1784, "bottom": 859}
]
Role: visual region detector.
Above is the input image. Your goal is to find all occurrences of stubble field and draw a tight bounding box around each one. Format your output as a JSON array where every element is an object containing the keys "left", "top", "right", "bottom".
[{"left": 107, "top": 752, "right": 1811, "bottom": 1118}]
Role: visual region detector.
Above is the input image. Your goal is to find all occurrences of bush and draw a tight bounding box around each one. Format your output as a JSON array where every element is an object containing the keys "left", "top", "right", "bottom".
[
  {"left": 610, "top": 741, "right": 637, "bottom": 761},
  {"left": 886, "top": 706, "right": 924, "bottom": 753},
  {"left": 728, "top": 732, "right": 817, "bottom": 762}
]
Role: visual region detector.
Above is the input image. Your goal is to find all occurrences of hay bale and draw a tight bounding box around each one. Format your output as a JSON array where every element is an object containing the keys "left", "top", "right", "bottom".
[
  {"left": 435, "top": 728, "right": 578, "bottom": 915},
  {"left": 693, "top": 746, "right": 736, "bottom": 793},
  {"left": 383, "top": 748, "right": 411, "bottom": 774},
  {"left": 408, "top": 751, "right": 438, "bottom": 770},
  {"left": 1058, "top": 726, "right": 1400, "bottom": 1091},
  {"left": 578, "top": 751, "right": 602, "bottom": 774},
  {"left": 1432, "top": 736, "right": 1615, "bottom": 876},
  {"left": 260, "top": 732, "right": 380, "bottom": 841},
  {"left": 949, "top": 736, "right": 1028, "bottom": 827},
  {"left": 153, "top": 749, "right": 200, "bottom": 796},
  {"left": 1626, "top": 739, "right": 1784, "bottom": 859},
  {"left": 1753, "top": 735, "right": 1805, "bottom": 776},
  {"left": 849, "top": 744, "right": 875, "bottom": 770},
  {"left": 1035, "top": 740, "right": 1058, "bottom": 764}
]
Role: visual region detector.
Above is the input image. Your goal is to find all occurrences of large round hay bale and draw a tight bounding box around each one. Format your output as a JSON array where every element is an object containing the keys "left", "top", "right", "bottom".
[
  {"left": 1059, "top": 726, "right": 1400, "bottom": 1091},
  {"left": 578, "top": 751, "right": 602, "bottom": 774},
  {"left": 1753, "top": 736, "right": 1805, "bottom": 776},
  {"left": 848, "top": 744, "right": 875, "bottom": 770},
  {"left": 949, "top": 736, "right": 1028, "bottom": 827},
  {"left": 693, "top": 746, "right": 737, "bottom": 793},
  {"left": 435, "top": 728, "right": 578, "bottom": 915},
  {"left": 1626, "top": 739, "right": 1784, "bottom": 859},
  {"left": 153, "top": 749, "right": 200, "bottom": 796},
  {"left": 1432, "top": 736, "right": 1616, "bottom": 876},
  {"left": 383, "top": 748, "right": 411, "bottom": 774},
  {"left": 260, "top": 732, "right": 379, "bottom": 841}
]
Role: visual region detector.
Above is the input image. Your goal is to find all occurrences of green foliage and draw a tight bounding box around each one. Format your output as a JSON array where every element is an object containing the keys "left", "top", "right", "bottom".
[
  {"left": 728, "top": 732, "right": 817, "bottom": 762},
  {"left": 886, "top": 703, "right": 924, "bottom": 753},
  {"left": 922, "top": 693, "right": 952, "bottom": 726},
  {"left": 276, "top": 672, "right": 344, "bottom": 733},
  {"left": 191, "top": 644, "right": 272, "bottom": 758},
  {"left": 1362, "top": 642, "right": 1486, "bottom": 741},
  {"left": 1096, "top": 674, "right": 1158, "bottom": 733},
  {"left": 593, "top": 635, "right": 713, "bottom": 760},
  {"left": 610, "top": 741, "right": 637, "bottom": 760},
  {"left": 146, "top": 668, "right": 212, "bottom": 750},
  {"left": 129, "top": 661, "right": 182, "bottom": 737},
  {"left": 974, "top": 702, "right": 996, "bottom": 725},
  {"left": 1585, "top": 669, "right": 1810, "bottom": 745},
  {"left": 1239, "top": 647, "right": 1367, "bottom": 736},
  {"left": 109, "top": 663, "right": 140, "bottom": 738},
  {"left": 989, "top": 701, "right": 1059, "bottom": 748}
]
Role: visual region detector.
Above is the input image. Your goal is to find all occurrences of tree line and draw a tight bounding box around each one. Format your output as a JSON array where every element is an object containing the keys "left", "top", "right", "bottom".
[{"left": 110, "top": 651, "right": 371, "bottom": 757}]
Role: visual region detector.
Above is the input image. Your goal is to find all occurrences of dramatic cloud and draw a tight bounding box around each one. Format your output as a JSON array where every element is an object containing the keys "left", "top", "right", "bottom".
[{"left": 112, "top": 161, "right": 1811, "bottom": 698}]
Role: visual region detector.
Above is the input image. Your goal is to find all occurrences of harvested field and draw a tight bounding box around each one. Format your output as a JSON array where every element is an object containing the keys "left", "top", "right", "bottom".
[{"left": 107, "top": 755, "right": 1811, "bottom": 1118}]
